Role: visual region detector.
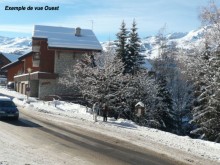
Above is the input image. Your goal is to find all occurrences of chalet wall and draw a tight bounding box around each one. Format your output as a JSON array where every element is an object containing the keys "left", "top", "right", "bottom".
[
  {"left": 22, "top": 54, "right": 39, "bottom": 73},
  {"left": 6, "top": 52, "right": 39, "bottom": 82},
  {"left": 39, "top": 79, "right": 56, "bottom": 99},
  {"left": 16, "top": 81, "right": 28, "bottom": 95},
  {"left": 7, "top": 62, "right": 23, "bottom": 82},
  {"left": 39, "top": 40, "right": 55, "bottom": 73}
]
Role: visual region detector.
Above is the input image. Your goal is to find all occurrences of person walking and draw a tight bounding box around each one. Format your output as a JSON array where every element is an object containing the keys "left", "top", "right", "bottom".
[
  {"left": 92, "top": 102, "right": 99, "bottom": 122},
  {"left": 102, "top": 103, "right": 108, "bottom": 122}
]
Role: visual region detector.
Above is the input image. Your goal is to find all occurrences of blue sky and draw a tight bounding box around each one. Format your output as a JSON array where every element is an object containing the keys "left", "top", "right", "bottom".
[{"left": 0, "top": 0, "right": 219, "bottom": 42}]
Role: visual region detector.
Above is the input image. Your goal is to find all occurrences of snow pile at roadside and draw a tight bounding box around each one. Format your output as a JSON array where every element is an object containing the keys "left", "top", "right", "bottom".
[
  {"left": 0, "top": 86, "right": 220, "bottom": 164},
  {"left": 13, "top": 97, "right": 93, "bottom": 120}
]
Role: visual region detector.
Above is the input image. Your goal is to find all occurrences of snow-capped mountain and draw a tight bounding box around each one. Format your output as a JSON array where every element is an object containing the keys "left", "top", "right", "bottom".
[
  {"left": 102, "top": 28, "right": 205, "bottom": 59},
  {"left": 0, "top": 36, "right": 31, "bottom": 62},
  {"left": 0, "top": 28, "right": 205, "bottom": 63}
]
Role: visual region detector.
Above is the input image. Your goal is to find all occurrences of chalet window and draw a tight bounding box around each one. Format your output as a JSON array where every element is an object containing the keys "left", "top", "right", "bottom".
[
  {"left": 33, "top": 53, "right": 40, "bottom": 60},
  {"left": 32, "top": 53, "right": 40, "bottom": 67}
]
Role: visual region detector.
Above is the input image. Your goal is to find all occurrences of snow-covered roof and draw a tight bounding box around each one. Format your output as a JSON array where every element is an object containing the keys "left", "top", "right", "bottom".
[
  {"left": 135, "top": 101, "right": 145, "bottom": 107},
  {"left": 33, "top": 25, "right": 102, "bottom": 51},
  {"left": 3, "top": 53, "right": 18, "bottom": 62}
]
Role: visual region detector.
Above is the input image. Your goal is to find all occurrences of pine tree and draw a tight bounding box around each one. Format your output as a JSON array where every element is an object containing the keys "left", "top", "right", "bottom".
[
  {"left": 116, "top": 20, "right": 128, "bottom": 73},
  {"left": 189, "top": 45, "right": 220, "bottom": 141},
  {"left": 188, "top": 2, "right": 220, "bottom": 142},
  {"left": 152, "top": 25, "right": 197, "bottom": 134},
  {"left": 126, "top": 19, "right": 145, "bottom": 74},
  {"left": 155, "top": 76, "right": 177, "bottom": 132}
]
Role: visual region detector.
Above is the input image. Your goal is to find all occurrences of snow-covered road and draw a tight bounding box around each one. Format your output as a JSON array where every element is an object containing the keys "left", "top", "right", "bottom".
[
  {"left": 0, "top": 108, "right": 180, "bottom": 165},
  {"left": 0, "top": 86, "right": 220, "bottom": 165},
  {"left": 0, "top": 115, "right": 93, "bottom": 165}
]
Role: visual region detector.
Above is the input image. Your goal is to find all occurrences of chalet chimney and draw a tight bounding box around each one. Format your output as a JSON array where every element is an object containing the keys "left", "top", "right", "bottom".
[{"left": 75, "top": 27, "right": 81, "bottom": 36}]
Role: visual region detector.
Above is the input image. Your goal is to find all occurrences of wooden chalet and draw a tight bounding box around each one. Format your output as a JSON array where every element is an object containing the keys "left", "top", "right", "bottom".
[{"left": 1, "top": 25, "right": 102, "bottom": 99}]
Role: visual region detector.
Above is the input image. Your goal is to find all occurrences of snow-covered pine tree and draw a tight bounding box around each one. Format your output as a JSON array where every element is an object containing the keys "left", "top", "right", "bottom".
[
  {"left": 189, "top": 44, "right": 220, "bottom": 141},
  {"left": 112, "top": 69, "right": 160, "bottom": 125},
  {"left": 153, "top": 26, "right": 179, "bottom": 133},
  {"left": 188, "top": 2, "right": 220, "bottom": 142},
  {"left": 164, "top": 42, "right": 194, "bottom": 135},
  {"left": 170, "top": 64, "right": 194, "bottom": 135},
  {"left": 59, "top": 47, "right": 160, "bottom": 123},
  {"left": 206, "top": 47, "right": 220, "bottom": 142},
  {"left": 126, "top": 19, "right": 145, "bottom": 74},
  {"left": 181, "top": 42, "right": 211, "bottom": 138},
  {"left": 59, "top": 51, "right": 136, "bottom": 117},
  {"left": 155, "top": 76, "right": 177, "bottom": 132}
]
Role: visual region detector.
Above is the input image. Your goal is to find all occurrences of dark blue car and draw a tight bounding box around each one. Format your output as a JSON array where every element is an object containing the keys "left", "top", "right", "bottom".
[{"left": 0, "top": 96, "right": 19, "bottom": 120}]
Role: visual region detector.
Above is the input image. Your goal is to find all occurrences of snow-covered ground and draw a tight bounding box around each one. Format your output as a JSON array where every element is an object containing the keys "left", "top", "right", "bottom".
[{"left": 0, "top": 86, "right": 220, "bottom": 165}]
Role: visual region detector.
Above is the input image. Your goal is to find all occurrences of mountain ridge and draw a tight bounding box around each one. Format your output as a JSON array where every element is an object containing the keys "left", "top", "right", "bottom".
[
  {"left": 102, "top": 28, "right": 205, "bottom": 59},
  {"left": 0, "top": 28, "right": 205, "bottom": 62}
]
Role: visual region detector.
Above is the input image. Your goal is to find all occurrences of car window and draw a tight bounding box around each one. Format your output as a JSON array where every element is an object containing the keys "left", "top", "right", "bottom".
[{"left": 0, "top": 101, "right": 16, "bottom": 107}]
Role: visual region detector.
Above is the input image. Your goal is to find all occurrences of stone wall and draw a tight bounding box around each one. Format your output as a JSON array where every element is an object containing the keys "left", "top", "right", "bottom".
[
  {"left": 30, "top": 80, "right": 39, "bottom": 97},
  {"left": 54, "top": 51, "right": 84, "bottom": 95},
  {"left": 38, "top": 79, "right": 56, "bottom": 99},
  {"left": 54, "top": 51, "right": 85, "bottom": 74}
]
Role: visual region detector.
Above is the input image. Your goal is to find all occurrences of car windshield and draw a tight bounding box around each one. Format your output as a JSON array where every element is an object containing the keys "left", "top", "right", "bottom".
[{"left": 0, "top": 101, "right": 16, "bottom": 107}]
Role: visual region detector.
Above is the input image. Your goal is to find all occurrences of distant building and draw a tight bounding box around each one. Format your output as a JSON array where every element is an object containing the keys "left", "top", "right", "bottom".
[
  {"left": 1, "top": 25, "right": 102, "bottom": 99},
  {"left": 0, "top": 53, "right": 11, "bottom": 76},
  {"left": 2, "top": 52, "right": 36, "bottom": 82}
]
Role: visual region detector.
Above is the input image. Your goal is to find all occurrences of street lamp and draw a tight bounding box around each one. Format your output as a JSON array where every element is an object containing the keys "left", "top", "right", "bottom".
[{"left": 27, "top": 68, "right": 32, "bottom": 99}]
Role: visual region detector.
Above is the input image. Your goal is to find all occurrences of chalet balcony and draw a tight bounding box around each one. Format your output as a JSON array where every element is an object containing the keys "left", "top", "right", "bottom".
[{"left": 14, "top": 72, "right": 58, "bottom": 82}]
